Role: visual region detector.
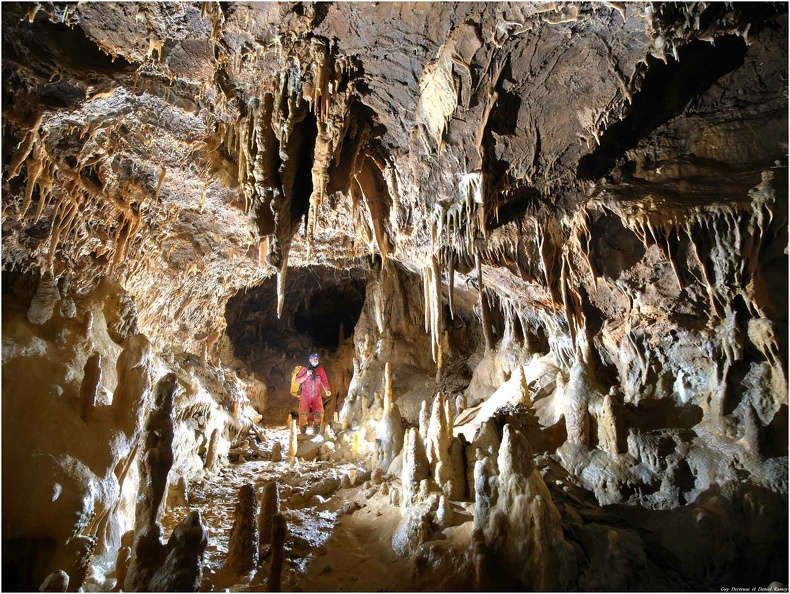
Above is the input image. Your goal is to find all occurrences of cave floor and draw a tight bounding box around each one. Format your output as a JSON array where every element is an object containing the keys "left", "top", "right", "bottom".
[{"left": 160, "top": 424, "right": 418, "bottom": 592}]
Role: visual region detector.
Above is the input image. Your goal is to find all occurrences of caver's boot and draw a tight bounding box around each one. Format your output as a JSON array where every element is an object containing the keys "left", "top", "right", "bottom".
[
  {"left": 313, "top": 423, "right": 321, "bottom": 435},
  {"left": 300, "top": 424, "right": 307, "bottom": 435}
]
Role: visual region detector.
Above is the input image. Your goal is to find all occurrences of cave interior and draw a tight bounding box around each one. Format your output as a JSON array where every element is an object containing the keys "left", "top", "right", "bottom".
[{"left": 1, "top": 2, "right": 788, "bottom": 592}]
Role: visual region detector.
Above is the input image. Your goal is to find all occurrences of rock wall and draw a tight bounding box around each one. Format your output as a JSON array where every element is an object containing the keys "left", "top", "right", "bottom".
[{"left": 1, "top": 276, "right": 252, "bottom": 590}]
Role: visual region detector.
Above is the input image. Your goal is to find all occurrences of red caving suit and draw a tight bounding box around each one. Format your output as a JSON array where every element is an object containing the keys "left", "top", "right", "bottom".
[{"left": 295, "top": 365, "right": 331, "bottom": 424}]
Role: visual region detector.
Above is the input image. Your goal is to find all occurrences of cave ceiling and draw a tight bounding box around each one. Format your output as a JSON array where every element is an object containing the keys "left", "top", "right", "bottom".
[{"left": 2, "top": 1, "right": 787, "bottom": 357}]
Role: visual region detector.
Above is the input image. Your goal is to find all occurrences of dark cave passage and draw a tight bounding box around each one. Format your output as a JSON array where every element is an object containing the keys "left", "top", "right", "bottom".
[
  {"left": 224, "top": 265, "right": 367, "bottom": 360},
  {"left": 292, "top": 282, "right": 365, "bottom": 349},
  {"left": 224, "top": 265, "right": 368, "bottom": 418}
]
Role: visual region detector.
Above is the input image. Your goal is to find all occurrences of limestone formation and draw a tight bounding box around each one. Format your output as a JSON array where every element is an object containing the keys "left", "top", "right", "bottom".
[
  {"left": 79, "top": 353, "right": 102, "bottom": 423},
  {"left": 483, "top": 425, "right": 580, "bottom": 590},
  {"left": 266, "top": 514, "right": 287, "bottom": 592},
  {"left": 112, "top": 335, "right": 153, "bottom": 429},
  {"left": 223, "top": 483, "right": 259, "bottom": 579},
  {"left": 135, "top": 373, "right": 177, "bottom": 528},
  {"left": 288, "top": 416, "right": 298, "bottom": 462},
  {"left": 271, "top": 442, "right": 282, "bottom": 463},
  {"left": 39, "top": 570, "right": 69, "bottom": 592},
  {"left": 401, "top": 427, "right": 430, "bottom": 510},
  {"left": 418, "top": 400, "right": 430, "bottom": 444},
  {"left": 1, "top": 2, "right": 787, "bottom": 592},
  {"left": 375, "top": 368, "right": 405, "bottom": 471},
  {"left": 124, "top": 511, "right": 207, "bottom": 592},
  {"left": 258, "top": 482, "right": 280, "bottom": 550},
  {"left": 112, "top": 546, "right": 131, "bottom": 592},
  {"left": 27, "top": 270, "right": 60, "bottom": 325},
  {"left": 204, "top": 428, "right": 221, "bottom": 472}
]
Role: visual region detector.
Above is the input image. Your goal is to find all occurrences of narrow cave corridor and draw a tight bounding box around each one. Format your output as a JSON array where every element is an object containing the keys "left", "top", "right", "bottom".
[{"left": 2, "top": 2, "right": 788, "bottom": 593}]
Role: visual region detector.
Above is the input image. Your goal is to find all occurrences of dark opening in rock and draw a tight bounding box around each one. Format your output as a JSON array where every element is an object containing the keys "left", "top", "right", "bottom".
[
  {"left": 225, "top": 264, "right": 368, "bottom": 361},
  {"left": 293, "top": 282, "right": 365, "bottom": 349}
]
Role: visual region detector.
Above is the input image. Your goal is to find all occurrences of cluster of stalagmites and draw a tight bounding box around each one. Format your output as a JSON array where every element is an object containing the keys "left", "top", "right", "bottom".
[
  {"left": 328, "top": 289, "right": 787, "bottom": 590},
  {"left": 214, "top": 481, "right": 287, "bottom": 591},
  {"left": 119, "top": 374, "right": 208, "bottom": 592}
]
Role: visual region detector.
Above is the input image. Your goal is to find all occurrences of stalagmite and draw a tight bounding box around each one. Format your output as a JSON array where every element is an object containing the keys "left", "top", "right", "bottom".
[
  {"left": 376, "top": 377, "right": 405, "bottom": 471},
  {"left": 352, "top": 430, "right": 361, "bottom": 458},
  {"left": 60, "top": 297, "right": 76, "bottom": 319},
  {"left": 39, "top": 570, "right": 69, "bottom": 592},
  {"left": 147, "top": 511, "right": 208, "bottom": 592},
  {"left": 426, "top": 392, "right": 454, "bottom": 496},
  {"left": 288, "top": 417, "right": 298, "bottom": 462},
  {"left": 271, "top": 442, "right": 282, "bottom": 463},
  {"left": 79, "top": 353, "right": 102, "bottom": 423},
  {"left": 449, "top": 436, "right": 466, "bottom": 500},
  {"left": 125, "top": 509, "right": 207, "bottom": 592},
  {"left": 113, "top": 545, "right": 131, "bottom": 592},
  {"left": 135, "top": 373, "right": 177, "bottom": 528},
  {"left": 401, "top": 427, "right": 430, "bottom": 509},
  {"left": 27, "top": 269, "right": 60, "bottom": 325},
  {"left": 473, "top": 450, "right": 497, "bottom": 530},
  {"left": 258, "top": 482, "right": 280, "bottom": 549},
  {"left": 205, "top": 428, "right": 220, "bottom": 472},
  {"left": 82, "top": 309, "right": 93, "bottom": 338},
  {"left": 743, "top": 400, "right": 763, "bottom": 457},
  {"left": 419, "top": 400, "right": 430, "bottom": 444},
  {"left": 481, "top": 425, "right": 579, "bottom": 590},
  {"left": 266, "top": 514, "right": 287, "bottom": 592},
  {"left": 384, "top": 362, "right": 393, "bottom": 404},
  {"left": 560, "top": 358, "right": 593, "bottom": 446},
  {"left": 455, "top": 394, "right": 466, "bottom": 417},
  {"left": 436, "top": 494, "right": 453, "bottom": 528},
  {"left": 223, "top": 483, "right": 259, "bottom": 578},
  {"left": 596, "top": 391, "right": 622, "bottom": 456},
  {"left": 472, "top": 528, "right": 491, "bottom": 591}
]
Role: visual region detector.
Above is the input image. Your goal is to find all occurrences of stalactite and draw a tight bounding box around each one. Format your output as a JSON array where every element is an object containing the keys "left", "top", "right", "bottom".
[
  {"left": 384, "top": 362, "right": 393, "bottom": 409},
  {"left": 447, "top": 250, "right": 456, "bottom": 319},
  {"left": 476, "top": 252, "right": 494, "bottom": 351},
  {"left": 423, "top": 266, "right": 431, "bottom": 333},
  {"left": 425, "top": 254, "right": 444, "bottom": 375},
  {"left": 276, "top": 263, "right": 287, "bottom": 320}
]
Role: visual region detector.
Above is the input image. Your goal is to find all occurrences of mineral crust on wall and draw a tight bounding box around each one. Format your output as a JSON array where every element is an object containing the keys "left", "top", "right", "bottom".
[{"left": 2, "top": 1, "right": 787, "bottom": 592}]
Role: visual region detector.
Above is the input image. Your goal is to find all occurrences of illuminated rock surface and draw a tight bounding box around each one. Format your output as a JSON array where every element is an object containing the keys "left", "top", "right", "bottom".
[{"left": 2, "top": 2, "right": 787, "bottom": 591}]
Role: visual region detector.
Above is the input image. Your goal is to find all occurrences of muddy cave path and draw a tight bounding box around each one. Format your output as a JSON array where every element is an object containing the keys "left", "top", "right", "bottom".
[{"left": 161, "top": 424, "right": 420, "bottom": 592}]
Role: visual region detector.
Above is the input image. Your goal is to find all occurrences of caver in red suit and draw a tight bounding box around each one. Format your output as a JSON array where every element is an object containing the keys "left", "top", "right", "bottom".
[{"left": 295, "top": 353, "right": 331, "bottom": 434}]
